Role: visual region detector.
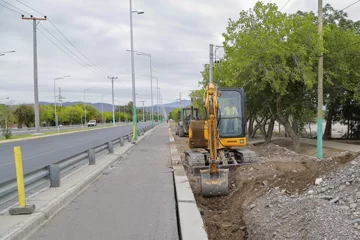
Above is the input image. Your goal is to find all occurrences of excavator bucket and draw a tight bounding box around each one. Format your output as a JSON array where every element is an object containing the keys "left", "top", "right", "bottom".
[{"left": 200, "top": 169, "right": 229, "bottom": 197}]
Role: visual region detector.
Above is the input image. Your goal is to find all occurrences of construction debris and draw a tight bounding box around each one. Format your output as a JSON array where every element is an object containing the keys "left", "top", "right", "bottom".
[{"left": 169, "top": 121, "right": 359, "bottom": 240}]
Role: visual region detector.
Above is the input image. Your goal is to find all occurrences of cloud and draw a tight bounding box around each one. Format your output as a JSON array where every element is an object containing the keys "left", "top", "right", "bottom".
[{"left": 0, "top": 0, "right": 359, "bottom": 107}]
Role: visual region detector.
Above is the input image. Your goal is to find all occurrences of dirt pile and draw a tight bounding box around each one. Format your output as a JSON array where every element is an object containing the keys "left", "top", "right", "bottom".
[
  {"left": 245, "top": 155, "right": 360, "bottom": 240},
  {"left": 168, "top": 121, "right": 359, "bottom": 240}
]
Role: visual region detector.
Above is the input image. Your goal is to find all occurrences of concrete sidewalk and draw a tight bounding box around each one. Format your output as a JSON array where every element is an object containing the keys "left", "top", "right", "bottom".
[
  {"left": 298, "top": 138, "right": 360, "bottom": 153},
  {"left": 250, "top": 137, "right": 360, "bottom": 153},
  {"left": 29, "top": 124, "right": 179, "bottom": 240}
]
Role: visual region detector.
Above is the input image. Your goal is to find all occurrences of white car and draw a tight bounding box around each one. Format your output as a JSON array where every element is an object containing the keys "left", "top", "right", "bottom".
[{"left": 87, "top": 120, "right": 97, "bottom": 127}]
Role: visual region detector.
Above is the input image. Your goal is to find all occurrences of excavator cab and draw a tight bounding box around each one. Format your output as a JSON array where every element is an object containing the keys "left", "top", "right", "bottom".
[{"left": 218, "top": 88, "right": 245, "bottom": 138}]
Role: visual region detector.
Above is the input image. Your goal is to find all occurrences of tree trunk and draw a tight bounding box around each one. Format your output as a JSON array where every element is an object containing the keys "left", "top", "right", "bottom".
[
  {"left": 323, "top": 105, "right": 334, "bottom": 140},
  {"left": 283, "top": 120, "right": 301, "bottom": 152},
  {"left": 265, "top": 117, "right": 275, "bottom": 144},
  {"left": 251, "top": 123, "right": 260, "bottom": 138},
  {"left": 255, "top": 116, "right": 275, "bottom": 144},
  {"left": 275, "top": 96, "right": 301, "bottom": 153},
  {"left": 247, "top": 115, "right": 255, "bottom": 139}
]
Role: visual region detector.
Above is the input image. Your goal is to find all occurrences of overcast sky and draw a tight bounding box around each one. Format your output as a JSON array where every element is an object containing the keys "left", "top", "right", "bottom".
[{"left": 0, "top": 0, "right": 359, "bottom": 106}]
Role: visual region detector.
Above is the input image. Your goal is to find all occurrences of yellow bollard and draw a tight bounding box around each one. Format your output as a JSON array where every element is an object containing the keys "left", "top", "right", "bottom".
[
  {"left": 9, "top": 146, "right": 35, "bottom": 215},
  {"left": 14, "top": 146, "right": 26, "bottom": 207}
]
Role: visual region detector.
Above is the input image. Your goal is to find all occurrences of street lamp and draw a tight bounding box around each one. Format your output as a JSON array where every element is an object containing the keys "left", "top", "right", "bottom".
[
  {"left": 54, "top": 75, "right": 70, "bottom": 133},
  {"left": 139, "top": 71, "right": 154, "bottom": 127},
  {"left": 129, "top": 0, "right": 144, "bottom": 143},
  {"left": 0, "top": 50, "right": 15, "bottom": 56},
  {"left": 148, "top": 76, "right": 160, "bottom": 122},
  {"left": 84, "top": 87, "right": 95, "bottom": 127}
]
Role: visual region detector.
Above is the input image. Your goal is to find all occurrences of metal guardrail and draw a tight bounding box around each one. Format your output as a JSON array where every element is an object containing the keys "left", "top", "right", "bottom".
[{"left": 0, "top": 125, "right": 153, "bottom": 210}]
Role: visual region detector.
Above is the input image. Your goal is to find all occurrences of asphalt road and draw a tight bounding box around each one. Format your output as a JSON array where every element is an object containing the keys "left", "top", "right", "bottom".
[
  {"left": 29, "top": 124, "right": 178, "bottom": 240},
  {"left": 1, "top": 122, "right": 126, "bottom": 136},
  {"left": 0, "top": 122, "right": 151, "bottom": 183}
]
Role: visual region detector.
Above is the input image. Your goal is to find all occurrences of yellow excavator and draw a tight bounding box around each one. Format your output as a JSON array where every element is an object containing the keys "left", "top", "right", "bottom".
[{"left": 186, "top": 44, "right": 258, "bottom": 197}]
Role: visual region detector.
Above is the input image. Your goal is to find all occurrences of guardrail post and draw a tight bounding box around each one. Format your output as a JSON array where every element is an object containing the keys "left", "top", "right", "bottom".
[
  {"left": 127, "top": 134, "right": 131, "bottom": 142},
  {"left": 88, "top": 149, "right": 96, "bottom": 165},
  {"left": 50, "top": 164, "right": 61, "bottom": 188},
  {"left": 9, "top": 146, "right": 35, "bottom": 215},
  {"left": 108, "top": 141, "right": 114, "bottom": 153},
  {"left": 120, "top": 137, "right": 124, "bottom": 147}
]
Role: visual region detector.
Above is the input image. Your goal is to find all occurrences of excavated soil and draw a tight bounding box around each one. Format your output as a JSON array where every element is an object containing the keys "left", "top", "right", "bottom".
[{"left": 169, "top": 121, "right": 359, "bottom": 240}]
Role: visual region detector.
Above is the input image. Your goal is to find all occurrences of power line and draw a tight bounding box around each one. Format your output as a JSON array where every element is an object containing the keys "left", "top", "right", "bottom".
[
  {"left": 38, "top": 23, "right": 104, "bottom": 75},
  {"left": 15, "top": 0, "right": 44, "bottom": 15},
  {"left": 280, "top": 0, "right": 292, "bottom": 11},
  {"left": 341, "top": 0, "right": 360, "bottom": 11},
  {"left": 0, "top": 2, "right": 22, "bottom": 15},
  {"left": 13, "top": 0, "right": 113, "bottom": 76},
  {"left": 32, "top": 22, "right": 105, "bottom": 76},
  {"left": 0, "top": 0, "right": 31, "bottom": 15},
  {"left": 48, "top": 19, "right": 111, "bottom": 76}
]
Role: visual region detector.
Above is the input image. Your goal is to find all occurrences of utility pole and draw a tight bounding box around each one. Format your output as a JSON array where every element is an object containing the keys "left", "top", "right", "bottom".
[
  {"left": 22, "top": 15, "right": 47, "bottom": 134},
  {"left": 108, "top": 76, "right": 118, "bottom": 127},
  {"left": 141, "top": 101, "right": 145, "bottom": 122},
  {"left": 317, "top": 0, "right": 323, "bottom": 159},
  {"left": 129, "top": 1, "right": 144, "bottom": 142}
]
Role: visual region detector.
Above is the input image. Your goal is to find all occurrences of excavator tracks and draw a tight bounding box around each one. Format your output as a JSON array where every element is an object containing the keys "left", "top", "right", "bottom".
[{"left": 185, "top": 148, "right": 259, "bottom": 176}]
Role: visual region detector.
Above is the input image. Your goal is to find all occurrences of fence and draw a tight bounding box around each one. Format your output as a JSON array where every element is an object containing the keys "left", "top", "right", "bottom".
[{"left": 0, "top": 125, "right": 153, "bottom": 210}]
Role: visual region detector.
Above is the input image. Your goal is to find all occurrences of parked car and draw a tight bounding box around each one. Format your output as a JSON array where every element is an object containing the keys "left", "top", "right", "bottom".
[{"left": 87, "top": 120, "right": 97, "bottom": 127}]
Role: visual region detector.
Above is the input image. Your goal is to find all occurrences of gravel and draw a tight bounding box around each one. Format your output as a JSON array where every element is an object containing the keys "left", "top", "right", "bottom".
[{"left": 244, "top": 155, "right": 360, "bottom": 240}]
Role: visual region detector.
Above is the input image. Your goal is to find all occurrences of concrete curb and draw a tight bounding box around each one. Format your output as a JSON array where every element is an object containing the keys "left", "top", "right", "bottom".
[
  {"left": 0, "top": 125, "right": 159, "bottom": 240},
  {"left": 168, "top": 125, "right": 208, "bottom": 240}
]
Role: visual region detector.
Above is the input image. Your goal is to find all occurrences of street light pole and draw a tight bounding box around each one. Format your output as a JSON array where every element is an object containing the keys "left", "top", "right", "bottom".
[
  {"left": 141, "top": 101, "right": 145, "bottom": 122},
  {"left": 134, "top": 51, "right": 154, "bottom": 128},
  {"left": 108, "top": 76, "right": 118, "bottom": 127},
  {"left": 129, "top": 1, "right": 144, "bottom": 142}
]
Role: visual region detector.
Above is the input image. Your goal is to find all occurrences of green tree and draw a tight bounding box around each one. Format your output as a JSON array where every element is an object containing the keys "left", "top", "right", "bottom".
[
  {"left": 169, "top": 108, "right": 182, "bottom": 122},
  {"left": 321, "top": 4, "right": 360, "bottom": 139},
  {"left": 14, "top": 104, "right": 34, "bottom": 128},
  {"left": 200, "top": 2, "right": 320, "bottom": 151},
  {"left": 0, "top": 104, "right": 13, "bottom": 139}
]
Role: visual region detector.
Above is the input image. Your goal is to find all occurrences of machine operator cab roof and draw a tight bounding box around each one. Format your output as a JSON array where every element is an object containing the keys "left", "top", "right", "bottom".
[{"left": 217, "top": 88, "right": 246, "bottom": 138}]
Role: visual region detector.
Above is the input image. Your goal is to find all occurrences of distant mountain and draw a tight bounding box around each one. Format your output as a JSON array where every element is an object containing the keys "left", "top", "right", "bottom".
[{"left": 39, "top": 99, "right": 192, "bottom": 115}]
